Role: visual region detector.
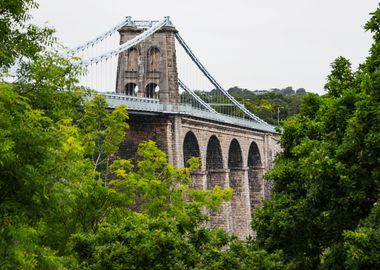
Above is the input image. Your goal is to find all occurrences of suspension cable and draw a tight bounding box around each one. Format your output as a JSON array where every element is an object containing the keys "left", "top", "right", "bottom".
[
  {"left": 175, "top": 33, "right": 268, "bottom": 125},
  {"left": 178, "top": 79, "right": 217, "bottom": 113},
  {"left": 79, "top": 18, "right": 169, "bottom": 66}
]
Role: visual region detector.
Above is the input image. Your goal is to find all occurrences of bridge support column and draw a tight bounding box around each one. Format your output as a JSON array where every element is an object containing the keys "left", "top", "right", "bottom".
[
  {"left": 190, "top": 170, "right": 207, "bottom": 190},
  {"left": 207, "top": 169, "right": 233, "bottom": 233},
  {"left": 230, "top": 167, "right": 252, "bottom": 239},
  {"left": 168, "top": 115, "right": 182, "bottom": 168},
  {"left": 248, "top": 166, "right": 265, "bottom": 210}
]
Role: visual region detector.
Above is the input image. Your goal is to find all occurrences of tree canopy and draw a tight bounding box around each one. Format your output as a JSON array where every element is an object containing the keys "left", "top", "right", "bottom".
[
  {"left": 229, "top": 87, "right": 305, "bottom": 125},
  {"left": 252, "top": 4, "right": 380, "bottom": 269}
]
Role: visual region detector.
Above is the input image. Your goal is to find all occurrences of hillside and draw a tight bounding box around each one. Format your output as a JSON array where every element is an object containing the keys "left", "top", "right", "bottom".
[{"left": 228, "top": 86, "right": 310, "bottom": 125}]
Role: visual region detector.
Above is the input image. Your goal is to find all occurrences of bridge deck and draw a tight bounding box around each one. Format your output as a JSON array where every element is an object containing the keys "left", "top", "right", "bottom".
[{"left": 100, "top": 93, "right": 277, "bottom": 133}]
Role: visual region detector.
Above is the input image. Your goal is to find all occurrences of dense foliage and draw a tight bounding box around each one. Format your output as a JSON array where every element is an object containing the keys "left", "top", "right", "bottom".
[
  {"left": 228, "top": 86, "right": 307, "bottom": 125},
  {"left": 252, "top": 5, "right": 380, "bottom": 269}
]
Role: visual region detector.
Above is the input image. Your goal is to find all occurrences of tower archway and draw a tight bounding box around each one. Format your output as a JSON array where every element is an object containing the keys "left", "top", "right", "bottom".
[
  {"left": 145, "top": 83, "right": 159, "bottom": 98},
  {"left": 125, "top": 83, "right": 137, "bottom": 96},
  {"left": 147, "top": 47, "right": 160, "bottom": 72},
  {"left": 125, "top": 47, "right": 139, "bottom": 72}
]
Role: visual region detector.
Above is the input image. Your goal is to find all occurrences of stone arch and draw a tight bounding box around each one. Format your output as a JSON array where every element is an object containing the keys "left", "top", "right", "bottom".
[
  {"left": 228, "top": 139, "right": 243, "bottom": 169},
  {"left": 145, "top": 83, "right": 159, "bottom": 98},
  {"left": 183, "top": 131, "right": 201, "bottom": 167},
  {"left": 206, "top": 135, "right": 231, "bottom": 232},
  {"left": 247, "top": 141, "right": 264, "bottom": 210},
  {"left": 147, "top": 47, "right": 160, "bottom": 72},
  {"left": 206, "top": 135, "right": 223, "bottom": 171},
  {"left": 125, "top": 83, "right": 137, "bottom": 96},
  {"left": 248, "top": 141, "right": 262, "bottom": 167},
  {"left": 228, "top": 139, "right": 250, "bottom": 238},
  {"left": 125, "top": 47, "right": 139, "bottom": 71}
]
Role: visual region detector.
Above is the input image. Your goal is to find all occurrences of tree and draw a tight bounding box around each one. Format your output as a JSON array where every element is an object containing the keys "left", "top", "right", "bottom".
[
  {"left": 70, "top": 142, "right": 237, "bottom": 270},
  {"left": 281, "top": 86, "right": 295, "bottom": 96},
  {"left": 295, "top": 88, "right": 306, "bottom": 95},
  {"left": 252, "top": 4, "right": 380, "bottom": 269},
  {"left": 0, "top": 0, "right": 54, "bottom": 75}
]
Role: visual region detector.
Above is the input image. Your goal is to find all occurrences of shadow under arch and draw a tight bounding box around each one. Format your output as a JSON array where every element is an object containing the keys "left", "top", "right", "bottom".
[
  {"left": 228, "top": 138, "right": 243, "bottom": 169},
  {"left": 206, "top": 135, "right": 223, "bottom": 171},
  {"left": 206, "top": 135, "right": 231, "bottom": 231},
  {"left": 183, "top": 131, "right": 201, "bottom": 167},
  {"left": 228, "top": 138, "right": 251, "bottom": 238},
  {"left": 247, "top": 141, "right": 264, "bottom": 210}
]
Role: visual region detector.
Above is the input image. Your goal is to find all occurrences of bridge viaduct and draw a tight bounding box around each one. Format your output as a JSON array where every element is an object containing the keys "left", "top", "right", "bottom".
[{"left": 92, "top": 18, "right": 281, "bottom": 238}]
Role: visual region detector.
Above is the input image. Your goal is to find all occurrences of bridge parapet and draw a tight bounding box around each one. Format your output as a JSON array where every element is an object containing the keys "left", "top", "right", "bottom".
[{"left": 101, "top": 94, "right": 277, "bottom": 133}]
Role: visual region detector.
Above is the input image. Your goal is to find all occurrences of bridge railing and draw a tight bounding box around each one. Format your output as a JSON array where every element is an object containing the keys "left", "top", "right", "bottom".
[
  {"left": 172, "top": 104, "right": 275, "bottom": 133},
  {"left": 101, "top": 93, "right": 162, "bottom": 112},
  {"left": 98, "top": 93, "right": 276, "bottom": 133}
]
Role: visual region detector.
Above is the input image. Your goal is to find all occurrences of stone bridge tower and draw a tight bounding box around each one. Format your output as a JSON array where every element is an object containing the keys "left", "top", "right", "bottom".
[
  {"left": 114, "top": 18, "right": 281, "bottom": 239},
  {"left": 116, "top": 18, "right": 179, "bottom": 104}
]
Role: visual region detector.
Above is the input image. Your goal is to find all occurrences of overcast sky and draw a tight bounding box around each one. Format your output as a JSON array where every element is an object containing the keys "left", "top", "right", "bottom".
[{"left": 32, "top": 0, "right": 378, "bottom": 95}]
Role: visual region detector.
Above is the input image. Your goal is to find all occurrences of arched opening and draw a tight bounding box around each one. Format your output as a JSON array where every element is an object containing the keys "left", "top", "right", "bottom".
[
  {"left": 228, "top": 139, "right": 250, "bottom": 237},
  {"left": 248, "top": 142, "right": 262, "bottom": 168},
  {"left": 206, "top": 135, "right": 225, "bottom": 190},
  {"left": 206, "top": 135, "right": 223, "bottom": 171},
  {"left": 125, "top": 47, "right": 138, "bottom": 72},
  {"left": 125, "top": 83, "right": 137, "bottom": 96},
  {"left": 228, "top": 139, "right": 243, "bottom": 169},
  {"left": 206, "top": 135, "right": 230, "bottom": 231},
  {"left": 183, "top": 131, "right": 200, "bottom": 167},
  {"left": 147, "top": 47, "right": 160, "bottom": 72},
  {"left": 228, "top": 138, "right": 243, "bottom": 191},
  {"left": 145, "top": 83, "right": 159, "bottom": 98},
  {"left": 247, "top": 142, "right": 264, "bottom": 210}
]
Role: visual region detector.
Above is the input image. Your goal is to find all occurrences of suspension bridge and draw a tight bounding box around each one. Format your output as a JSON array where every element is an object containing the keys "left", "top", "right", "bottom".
[{"left": 67, "top": 16, "right": 280, "bottom": 238}]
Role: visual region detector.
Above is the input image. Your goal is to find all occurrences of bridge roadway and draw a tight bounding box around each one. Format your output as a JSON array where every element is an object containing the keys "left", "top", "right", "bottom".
[{"left": 101, "top": 93, "right": 277, "bottom": 134}]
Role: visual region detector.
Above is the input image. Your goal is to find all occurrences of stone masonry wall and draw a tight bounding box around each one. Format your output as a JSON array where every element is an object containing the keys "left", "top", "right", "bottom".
[
  {"left": 113, "top": 20, "right": 280, "bottom": 240},
  {"left": 118, "top": 114, "right": 280, "bottom": 239},
  {"left": 116, "top": 26, "right": 179, "bottom": 104}
]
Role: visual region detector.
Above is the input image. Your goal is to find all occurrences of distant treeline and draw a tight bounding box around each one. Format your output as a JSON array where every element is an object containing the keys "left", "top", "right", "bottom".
[{"left": 228, "top": 86, "right": 310, "bottom": 125}]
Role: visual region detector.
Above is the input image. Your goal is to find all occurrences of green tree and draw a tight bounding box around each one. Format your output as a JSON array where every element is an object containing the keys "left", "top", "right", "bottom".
[
  {"left": 0, "top": 0, "right": 54, "bottom": 74},
  {"left": 77, "top": 95, "right": 129, "bottom": 176},
  {"left": 70, "top": 141, "right": 286, "bottom": 270},
  {"left": 342, "top": 203, "right": 380, "bottom": 269},
  {"left": 252, "top": 4, "right": 380, "bottom": 269}
]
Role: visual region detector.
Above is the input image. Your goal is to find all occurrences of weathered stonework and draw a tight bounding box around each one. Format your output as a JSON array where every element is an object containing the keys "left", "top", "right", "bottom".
[
  {"left": 119, "top": 114, "right": 280, "bottom": 238},
  {"left": 115, "top": 22, "right": 281, "bottom": 239},
  {"left": 116, "top": 26, "right": 179, "bottom": 104}
]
